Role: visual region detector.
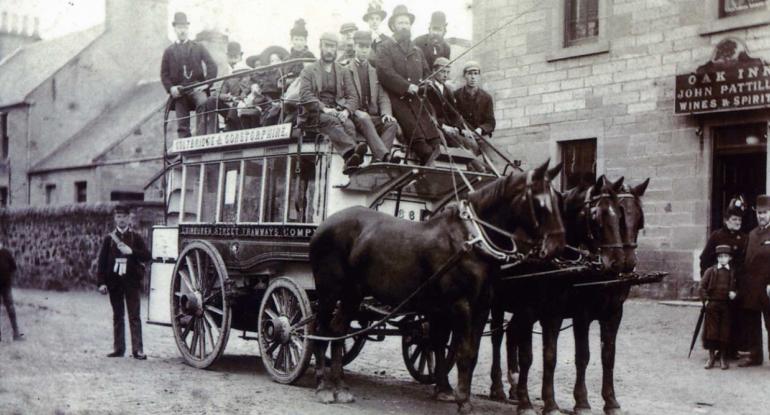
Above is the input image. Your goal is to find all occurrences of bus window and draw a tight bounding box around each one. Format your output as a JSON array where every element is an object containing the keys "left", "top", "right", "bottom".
[
  {"left": 240, "top": 159, "right": 264, "bottom": 222},
  {"left": 288, "top": 156, "right": 323, "bottom": 223},
  {"left": 166, "top": 166, "right": 184, "bottom": 224},
  {"left": 200, "top": 163, "right": 221, "bottom": 223},
  {"left": 182, "top": 164, "right": 201, "bottom": 222},
  {"left": 263, "top": 156, "right": 287, "bottom": 223},
  {"left": 220, "top": 161, "right": 241, "bottom": 223}
]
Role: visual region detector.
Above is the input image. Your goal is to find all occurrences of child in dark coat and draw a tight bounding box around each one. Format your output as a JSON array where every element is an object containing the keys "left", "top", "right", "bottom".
[{"left": 700, "top": 244, "right": 737, "bottom": 369}]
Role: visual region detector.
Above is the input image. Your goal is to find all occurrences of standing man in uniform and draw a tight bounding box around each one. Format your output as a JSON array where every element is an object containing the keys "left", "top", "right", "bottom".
[
  {"left": 376, "top": 5, "right": 442, "bottom": 166},
  {"left": 737, "top": 195, "right": 770, "bottom": 367},
  {"left": 347, "top": 30, "right": 398, "bottom": 163},
  {"left": 414, "top": 11, "right": 451, "bottom": 68},
  {"left": 160, "top": 12, "right": 218, "bottom": 138},
  {"left": 0, "top": 240, "right": 22, "bottom": 341},
  {"left": 97, "top": 206, "right": 151, "bottom": 360}
]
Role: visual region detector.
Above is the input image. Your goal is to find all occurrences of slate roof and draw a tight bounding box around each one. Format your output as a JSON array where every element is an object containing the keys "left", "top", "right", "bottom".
[
  {"left": 29, "top": 80, "right": 166, "bottom": 173},
  {"left": 0, "top": 24, "right": 104, "bottom": 108}
]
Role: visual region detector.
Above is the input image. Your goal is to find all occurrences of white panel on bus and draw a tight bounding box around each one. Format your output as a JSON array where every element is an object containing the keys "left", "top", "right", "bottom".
[
  {"left": 147, "top": 262, "right": 174, "bottom": 325},
  {"left": 152, "top": 226, "right": 179, "bottom": 260}
]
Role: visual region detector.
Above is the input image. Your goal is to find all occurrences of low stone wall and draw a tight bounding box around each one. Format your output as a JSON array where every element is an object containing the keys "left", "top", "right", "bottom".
[{"left": 0, "top": 203, "right": 165, "bottom": 290}]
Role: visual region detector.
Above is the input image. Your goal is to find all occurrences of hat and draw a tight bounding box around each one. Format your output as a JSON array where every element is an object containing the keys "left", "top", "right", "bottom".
[
  {"left": 388, "top": 4, "right": 415, "bottom": 32},
  {"left": 172, "top": 12, "right": 190, "bottom": 26},
  {"left": 715, "top": 244, "right": 732, "bottom": 255},
  {"left": 363, "top": 4, "right": 387, "bottom": 22},
  {"left": 353, "top": 30, "right": 372, "bottom": 45},
  {"left": 757, "top": 194, "right": 770, "bottom": 212},
  {"left": 114, "top": 205, "right": 131, "bottom": 215},
  {"left": 245, "top": 55, "right": 260, "bottom": 68},
  {"left": 227, "top": 41, "right": 242, "bottom": 57},
  {"left": 340, "top": 22, "right": 358, "bottom": 35},
  {"left": 463, "top": 60, "right": 481, "bottom": 74},
  {"left": 429, "top": 11, "right": 448, "bottom": 27},
  {"left": 319, "top": 32, "right": 339, "bottom": 45},
  {"left": 433, "top": 56, "right": 450, "bottom": 68},
  {"left": 290, "top": 19, "right": 308, "bottom": 38},
  {"left": 258, "top": 45, "right": 290, "bottom": 67}
]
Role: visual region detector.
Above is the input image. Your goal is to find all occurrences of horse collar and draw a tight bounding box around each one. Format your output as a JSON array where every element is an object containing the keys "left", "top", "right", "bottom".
[{"left": 458, "top": 200, "right": 517, "bottom": 262}]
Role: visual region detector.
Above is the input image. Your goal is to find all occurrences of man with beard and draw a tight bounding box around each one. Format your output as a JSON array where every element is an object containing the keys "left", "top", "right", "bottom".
[
  {"left": 737, "top": 195, "right": 770, "bottom": 367},
  {"left": 376, "top": 4, "right": 441, "bottom": 166},
  {"left": 414, "top": 11, "right": 451, "bottom": 68},
  {"left": 299, "top": 32, "right": 367, "bottom": 172}
]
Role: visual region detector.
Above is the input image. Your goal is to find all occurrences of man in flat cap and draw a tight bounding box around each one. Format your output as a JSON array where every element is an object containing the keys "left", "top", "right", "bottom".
[
  {"left": 346, "top": 30, "right": 398, "bottom": 163},
  {"left": 414, "top": 11, "right": 451, "bottom": 68},
  {"left": 737, "top": 194, "right": 770, "bottom": 366},
  {"left": 160, "top": 12, "right": 218, "bottom": 138},
  {"left": 97, "top": 205, "right": 151, "bottom": 360},
  {"left": 299, "top": 32, "right": 367, "bottom": 172},
  {"left": 287, "top": 19, "right": 315, "bottom": 78},
  {"left": 453, "top": 61, "right": 503, "bottom": 168},
  {"left": 376, "top": 4, "right": 442, "bottom": 165},
  {"left": 338, "top": 22, "right": 359, "bottom": 65}
]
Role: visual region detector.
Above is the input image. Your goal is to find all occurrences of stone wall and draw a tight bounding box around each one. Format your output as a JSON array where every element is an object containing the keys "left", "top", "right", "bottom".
[{"left": 0, "top": 202, "right": 164, "bottom": 290}]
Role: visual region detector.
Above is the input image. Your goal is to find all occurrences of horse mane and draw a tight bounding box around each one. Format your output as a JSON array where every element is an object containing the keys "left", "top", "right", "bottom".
[{"left": 467, "top": 171, "right": 524, "bottom": 215}]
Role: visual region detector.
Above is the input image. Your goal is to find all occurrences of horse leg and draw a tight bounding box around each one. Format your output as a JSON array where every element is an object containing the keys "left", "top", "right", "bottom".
[
  {"left": 489, "top": 305, "right": 507, "bottom": 401},
  {"left": 430, "top": 313, "right": 455, "bottom": 401},
  {"left": 331, "top": 293, "right": 361, "bottom": 404},
  {"left": 313, "top": 296, "right": 336, "bottom": 404},
  {"left": 505, "top": 314, "right": 520, "bottom": 401},
  {"left": 541, "top": 318, "right": 563, "bottom": 415},
  {"left": 452, "top": 297, "right": 488, "bottom": 414},
  {"left": 515, "top": 317, "right": 536, "bottom": 415},
  {"left": 600, "top": 307, "right": 624, "bottom": 415},
  {"left": 572, "top": 316, "right": 592, "bottom": 415}
]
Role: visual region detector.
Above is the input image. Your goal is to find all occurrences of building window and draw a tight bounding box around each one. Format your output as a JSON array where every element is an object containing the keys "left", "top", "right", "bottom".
[
  {"left": 75, "top": 181, "right": 87, "bottom": 203},
  {"left": 0, "top": 187, "right": 7, "bottom": 207},
  {"left": 560, "top": 138, "right": 597, "bottom": 191},
  {"left": 0, "top": 112, "right": 8, "bottom": 159},
  {"left": 720, "top": 0, "right": 767, "bottom": 16},
  {"left": 110, "top": 191, "right": 144, "bottom": 201},
  {"left": 564, "top": 0, "right": 599, "bottom": 47},
  {"left": 45, "top": 184, "right": 56, "bottom": 205}
]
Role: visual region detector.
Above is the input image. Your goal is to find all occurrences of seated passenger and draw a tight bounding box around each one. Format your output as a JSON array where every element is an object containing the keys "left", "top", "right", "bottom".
[
  {"left": 362, "top": 3, "right": 389, "bottom": 61},
  {"left": 453, "top": 61, "right": 503, "bottom": 168},
  {"left": 299, "top": 32, "right": 367, "bottom": 172},
  {"left": 287, "top": 19, "right": 315, "bottom": 78},
  {"left": 237, "top": 82, "right": 268, "bottom": 129},
  {"left": 203, "top": 41, "right": 256, "bottom": 133},
  {"left": 338, "top": 22, "right": 358, "bottom": 65},
  {"left": 345, "top": 30, "right": 398, "bottom": 163}
]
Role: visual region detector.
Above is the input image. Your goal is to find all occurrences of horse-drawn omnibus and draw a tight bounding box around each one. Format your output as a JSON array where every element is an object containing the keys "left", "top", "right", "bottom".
[{"left": 146, "top": 59, "right": 501, "bottom": 384}]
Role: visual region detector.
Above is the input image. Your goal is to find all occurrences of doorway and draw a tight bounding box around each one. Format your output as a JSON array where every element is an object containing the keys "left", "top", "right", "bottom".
[{"left": 711, "top": 122, "right": 768, "bottom": 232}]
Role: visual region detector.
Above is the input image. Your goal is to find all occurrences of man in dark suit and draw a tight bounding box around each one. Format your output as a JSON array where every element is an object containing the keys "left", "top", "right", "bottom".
[
  {"left": 362, "top": 3, "right": 389, "bottom": 61},
  {"left": 376, "top": 4, "right": 441, "bottom": 166},
  {"left": 299, "top": 32, "right": 367, "bottom": 172},
  {"left": 0, "top": 239, "right": 22, "bottom": 342},
  {"left": 160, "top": 12, "right": 218, "bottom": 138},
  {"left": 97, "top": 205, "right": 151, "bottom": 360},
  {"left": 347, "top": 30, "right": 398, "bottom": 163},
  {"left": 414, "top": 11, "right": 451, "bottom": 68},
  {"left": 737, "top": 195, "right": 770, "bottom": 366}
]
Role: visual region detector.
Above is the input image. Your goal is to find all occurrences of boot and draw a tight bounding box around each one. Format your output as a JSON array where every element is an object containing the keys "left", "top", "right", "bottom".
[
  {"left": 720, "top": 350, "right": 729, "bottom": 370},
  {"left": 705, "top": 350, "right": 716, "bottom": 369}
]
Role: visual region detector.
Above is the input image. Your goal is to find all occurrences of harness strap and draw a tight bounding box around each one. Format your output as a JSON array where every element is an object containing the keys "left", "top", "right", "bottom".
[{"left": 459, "top": 201, "right": 521, "bottom": 262}]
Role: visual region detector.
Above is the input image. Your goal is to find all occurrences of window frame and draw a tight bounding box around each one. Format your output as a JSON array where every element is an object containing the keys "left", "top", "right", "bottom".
[
  {"left": 547, "top": 0, "right": 610, "bottom": 62},
  {"left": 74, "top": 181, "right": 87, "bottom": 203},
  {"left": 0, "top": 112, "right": 8, "bottom": 160},
  {"left": 700, "top": 0, "right": 769, "bottom": 35},
  {"left": 559, "top": 138, "right": 598, "bottom": 192}
]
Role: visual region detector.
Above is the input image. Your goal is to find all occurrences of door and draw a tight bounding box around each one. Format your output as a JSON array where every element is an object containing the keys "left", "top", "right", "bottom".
[{"left": 711, "top": 122, "right": 768, "bottom": 232}]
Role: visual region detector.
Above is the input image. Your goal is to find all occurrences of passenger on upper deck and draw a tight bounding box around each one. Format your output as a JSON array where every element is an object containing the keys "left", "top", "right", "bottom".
[
  {"left": 414, "top": 11, "right": 451, "bottom": 69},
  {"left": 249, "top": 46, "right": 290, "bottom": 101},
  {"left": 287, "top": 19, "right": 315, "bottom": 78},
  {"left": 376, "top": 5, "right": 442, "bottom": 166},
  {"left": 453, "top": 61, "right": 503, "bottom": 169},
  {"left": 362, "top": 2, "right": 389, "bottom": 61},
  {"left": 338, "top": 22, "right": 358, "bottom": 65},
  {"left": 299, "top": 32, "right": 367, "bottom": 173},
  {"left": 345, "top": 30, "right": 398, "bottom": 163},
  {"left": 203, "top": 41, "right": 257, "bottom": 133},
  {"left": 160, "top": 12, "right": 218, "bottom": 138}
]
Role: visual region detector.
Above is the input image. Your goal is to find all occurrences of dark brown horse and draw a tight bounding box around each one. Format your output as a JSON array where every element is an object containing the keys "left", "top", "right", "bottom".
[
  {"left": 309, "top": 160, "right": 566, "bottom": 413},
  {"left": 488, "top": 176, "right": 626, "bottom": 415}
]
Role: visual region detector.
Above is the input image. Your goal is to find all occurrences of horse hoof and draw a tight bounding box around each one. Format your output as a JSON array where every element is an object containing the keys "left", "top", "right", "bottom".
[
  {"left": 489, "top": 386, "right": 507, "bottom": 401},
  {"left": 457, "top": 401, "right": 474, "bottom": 414},
  {"left": 605, "top": 408, "right": 624, "bottom": 415},
  {"left": 436, "top": 391, "right": 457, "bottom": 402},
  {"left": 508, "top": 389, "right": 518, "bottom": 403},
  {"left": 543, "top": 409, "right": 563, "bottom": 415},
  {"left": 335, "top": 387, "right": 355, "bottom": 404},
  {"left": 574, "top": 407, "right": 592, "bottom": 415},
  {"left": 517, "top": 408, "right": 537, "bottom": 415},
  {"left": 315, "top": 388, "right": 335, "bottom": 404}
]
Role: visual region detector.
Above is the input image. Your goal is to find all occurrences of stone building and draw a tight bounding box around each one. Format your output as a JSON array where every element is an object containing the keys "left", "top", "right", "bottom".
[{"left": 471, "top": 0, "right": 770, "bottom": 298}]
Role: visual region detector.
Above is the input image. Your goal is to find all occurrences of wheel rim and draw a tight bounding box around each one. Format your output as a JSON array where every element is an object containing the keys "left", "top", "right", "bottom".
[
  {"left": 258, "top": 277, "right": 313, "bottom": 384},
  {"left": 170, "top": 241, "right": 231, "bottom": 369},
  {"left": 401, "top": 315, "right": 449, "bottom": 384},
  {"left": 324, "top": 320, "right": 368, "bottom": 367}
]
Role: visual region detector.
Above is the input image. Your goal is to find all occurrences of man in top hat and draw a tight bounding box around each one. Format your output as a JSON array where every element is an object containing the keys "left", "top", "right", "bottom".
[
  {"left": 0, "top": 239, "right": 22, "bottom": 342},
  {"left": 287, "top": 19, "right": 315, "bottom": 78},
  {"left": 299, "top": 32, "right": 367, "bottom": 172},
  {"left": 97, "top": 205, "right": 151, "bottom": 360},
  {"left": 737, "top": 194, "right": 770, "bottom": 366},
  {"left": 362, "top": 2, "right": 389, "bottom": 59},
  {"left": 345, "top": 30, "right": 398, "bottom": 163},
  {"left": 203, "top": 41, "right": 255, "bottom": 133},
  {"left": 160, "top": 12, "right": 218, "bottom": 138},
  {"left": 338, "top": 22, "right": 359, "bottom": 65},
  {"left": 414, "top": 11, "right": 451, "bottom": 68},
  {"left": 376, "top": 4, "right": 442, "bottom": 166}
]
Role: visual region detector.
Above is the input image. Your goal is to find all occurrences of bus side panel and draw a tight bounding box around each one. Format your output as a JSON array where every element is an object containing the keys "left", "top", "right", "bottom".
[{"left": 147, "top": 226, "right": 179, "bottom": 326}]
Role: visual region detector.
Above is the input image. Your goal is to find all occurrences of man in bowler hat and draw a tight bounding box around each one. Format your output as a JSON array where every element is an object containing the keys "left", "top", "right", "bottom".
[
  {"left": 97, "top": 205, "right": 151, "bottom": 360},
  {"left": 737, "top": 194, "right": 770, "bottom": 366},
  {"left": 160, "top": 12, "right": 218, "bottom": 138},
  {"left": 414, "top": 11, "right": 451, "bottom": 68}
]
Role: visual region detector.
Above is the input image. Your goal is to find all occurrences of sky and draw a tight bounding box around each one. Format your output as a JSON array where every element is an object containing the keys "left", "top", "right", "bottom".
[{"left": 26, "top": 0, "right": 474, "bottom": 59}]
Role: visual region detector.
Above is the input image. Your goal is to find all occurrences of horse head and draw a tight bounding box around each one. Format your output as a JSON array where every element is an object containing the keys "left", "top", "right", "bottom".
[
  {"left": 564, "top": 175, "right": 625, "bottom": 273},
  {"left": 514, "top": 159, "right": 566, "bottom": 259},
  {"left": 617, "top": 178, "right": 649, "bottom": 273}
]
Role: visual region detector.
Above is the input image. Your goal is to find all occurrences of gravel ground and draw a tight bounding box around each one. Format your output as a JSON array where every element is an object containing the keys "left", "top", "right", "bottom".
[{"left": 1, "top": 288, "right": 769, "bottom": 414}]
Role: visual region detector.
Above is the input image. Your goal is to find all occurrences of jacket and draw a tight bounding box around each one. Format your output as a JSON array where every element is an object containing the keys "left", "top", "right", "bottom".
[
  {"left": 699, "top": 227, "right": 747, "bottom": 276},
  {"left": 346, "top": 59, "right": 392, "bottom": 117},
  {"left": 299, "top": 60, "right": 359, "bottom": 114},
  {"left": 97, "top": 229, "right": 151, "bottom": 287},
  {"left": 454, "top": 86, "right": 496, "bottom": 135},
  {"left": 414, "top": 34, "right": 451, "bottom": 68},
  {"left": 700, "top": 266, "right": 735, "bottom": 301},
  {"left": 160, "top": 40, "right": 218, "bottom": 92},
  {"left": 740, "top": 225, "right": 770, "bottom": 310},
  {"left": 427, "top": 81, "right": 462, "bottom": 128}
]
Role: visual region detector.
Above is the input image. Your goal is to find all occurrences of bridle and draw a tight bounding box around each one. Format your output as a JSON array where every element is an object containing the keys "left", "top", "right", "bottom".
[
  {"left": 616, "top": 192, "right": 644, "bottom": 249},
  {"left": 581, "top": 186, "right": 624, "bottom": 252}
]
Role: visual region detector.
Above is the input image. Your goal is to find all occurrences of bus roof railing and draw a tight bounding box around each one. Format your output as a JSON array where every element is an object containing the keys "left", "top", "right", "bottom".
[{"left": 178, "top": 58, "right": 317, "bottom": 93}]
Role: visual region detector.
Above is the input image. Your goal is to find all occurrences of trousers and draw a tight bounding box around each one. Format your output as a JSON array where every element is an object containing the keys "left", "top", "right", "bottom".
[
  {"left": 174, "top": 90, "right": 208, "bottom": 138},
  {"left": 108, "top": 280, "right": 143, "bottom": 354},
  {"left": 0, "top": 282, "right": 19, "bottom": 339},
  {"left": 352, "top": 112, "right": 397, "bottom": 161}
]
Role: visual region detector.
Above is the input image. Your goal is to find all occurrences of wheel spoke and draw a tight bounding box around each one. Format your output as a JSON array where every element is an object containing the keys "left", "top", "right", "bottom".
[
  {"left": 206, "top": 305, "right": 223, "bottom": 316},
  {"left": 202, "top": 314, "right": 216, "bottom": 352},
  {"left": 264, "top": 307, "right": 279, "bottom": 321},
  {"left": 203, "top": 311, "right": 220, "bottom": 337},
  {"left": 180, "top": 316, "right": 194, "bottom": 341},
  {"left": 178, "top": 270, "right": 194, "bottom": 293},
  {"left": 408, "top": 346, "right": 421, "bottom": 367},
  {"left": 284, "top": 344, "right": 292, "bottom": 372},
  {"left": 274, "top": 344, "right": 285, "bottom": 371},
  {"left": 266, "top": 339, "right": 280, "bottom": 356},
  {"left": 189, "top": 318, "right": 199, "bottom": 357},
  {"left": 271, "top": 292, "right": 284, "bottom": 316},
  {"left": 185, "top": 255, "right": 199, "bottom": 290},
  {"left": 199, "top": 319, "right": 206, "bottom": 358},
  {"left": 417, "top": 349, "right": 428, "bottom": 374}
]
